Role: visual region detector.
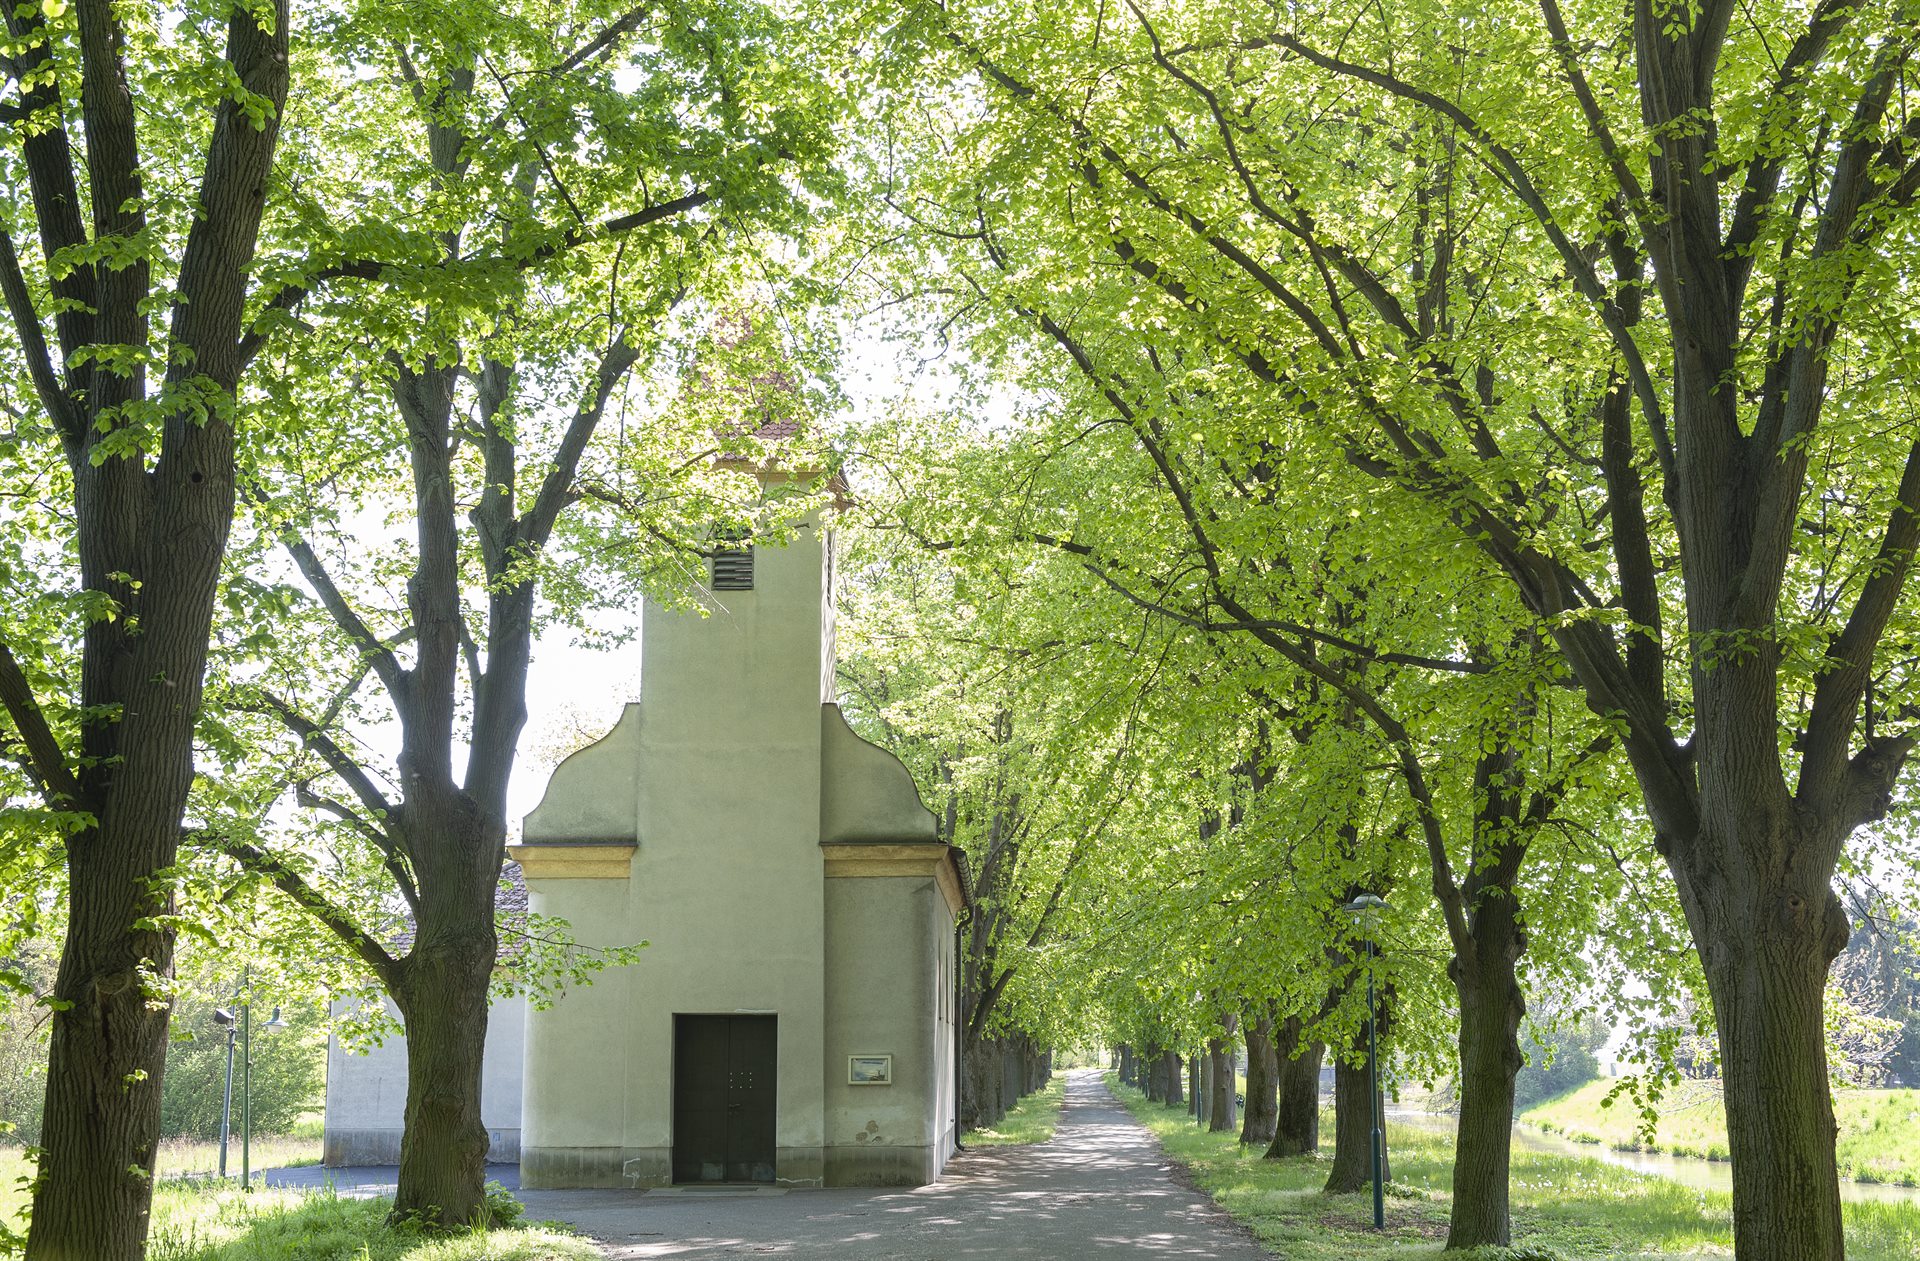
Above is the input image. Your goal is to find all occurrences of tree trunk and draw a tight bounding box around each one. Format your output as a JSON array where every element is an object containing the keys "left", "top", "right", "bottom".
[
  {"left": 1268, "top": 1017, "right": 1324, "bottom": 1158},
  {"left": 961, "top": 1032, "right": 984, "bottom": 1127},
  {"left": 1446, "top": 920, "right": 1526, "bottom": 1248},
  {"left": 1163, "top": 1051, "right": 1184, "bottom": 1106},
  {"left": 1208, "top": 1036, "right": 1237, "bottom": 1132},
  {"left": 1325, "top": 1044, "right": 1388, "bottom": 1193},
  {"left": 1194, "top": 1052, "right": 1209, "bottom": 1122},
  {"left": 1241, "top": 1014, "right": 1279, "bottom": 1145},
  {"left": 19, "top": 6, "right": 290, "bottom": 1254},
  {"left": 390, "top": 953, "right": 493, "bottom": 1226},
  {"left": 988, "top": 1037, "right": 1008, "bottom": 1125},
  {"left": 1692, "top": 863, "right": 1850, "bottom": 1261},
  {"left": 27, "top": 848, "right": 177, "bottom": 1261},
  {"left": 1143, "top": 1046, "right": 1163, "bottom": 1101},
  {"left": 387, "top": 810, "right": 499, "bottom": 1228},
  {"left": 1118, "top": 1042, "right": 1135, "bottom": 1085}
]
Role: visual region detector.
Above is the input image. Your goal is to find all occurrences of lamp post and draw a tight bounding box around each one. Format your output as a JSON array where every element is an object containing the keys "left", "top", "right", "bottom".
[
  {"left": 212, "top": 987, "right": 287, "bottom": 1188},
  {"left": 1342, "top": 892, "right": 1389, "bottom": 1230}
]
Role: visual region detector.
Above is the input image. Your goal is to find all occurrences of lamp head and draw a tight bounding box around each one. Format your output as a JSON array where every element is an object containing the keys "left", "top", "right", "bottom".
[
  {"left": 1342, "top": 893, "right": 1389, "bottom": 916},
  {"left": 211, "top": 1008, "right": 236, "bottom": 1027},
  {"left": 262, "top": 1006, "right": 287, "bottom": 1032}
]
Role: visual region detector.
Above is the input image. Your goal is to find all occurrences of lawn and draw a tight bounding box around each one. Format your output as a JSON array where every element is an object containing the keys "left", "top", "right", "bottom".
[
  {"left": 0, "top": 1151, "right": 596, "bottom": 1261},
  {"left": 1523, "top": 1079, "right": 1920, "bottom": 1186},
  {"left": 964, "top": 1076, "right": 1066, "bottom": 1146},
  {"left": 1108, "top": 1073, "right": 1920, "bottom": 1261}
]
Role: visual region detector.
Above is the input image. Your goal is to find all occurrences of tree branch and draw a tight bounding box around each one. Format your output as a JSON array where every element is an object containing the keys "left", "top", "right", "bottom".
[
  {"left": 269, "top": 518, "right": 410, "bottom": 706},
  {"left": 293, "top": 781, "right": 420, "bottom": 914},
  {"left": 1799, "top": 441, "right": 1920, "bottom": 810},
  {"left": 221, "top": 838, "right": 399, "bottom": 980},
  {"left": 0, "top": 637, "right": 83, "bottom": 808},
  {"left": 0, "top": 232, "right": 79, "bottom": 454},
  {"left": 256, "top": 689, "right": 398, "bottom": 826}
]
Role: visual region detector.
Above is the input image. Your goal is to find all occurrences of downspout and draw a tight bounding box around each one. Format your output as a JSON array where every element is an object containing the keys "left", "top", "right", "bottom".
[{"left": 949, "top": 844, "right": 974, "bottom": 1156}]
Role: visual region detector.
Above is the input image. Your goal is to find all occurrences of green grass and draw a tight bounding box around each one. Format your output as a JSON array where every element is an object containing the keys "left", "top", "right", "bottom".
[
  {"left": 0, "top": 1153, "right": 595, "bottom": 1260},
  {"left": 153, "top": 1133, "right": 324, "bottom": 1177},
  {"left": 1523, "top": 1080, "right": 1920, "bottom": 1186},
  {"left": 965, "top": 1076, "right": 1067, "bottom": 1146},
  {"left": 1107, "top": 1072, "right": 1920, "bottom": 1261}
]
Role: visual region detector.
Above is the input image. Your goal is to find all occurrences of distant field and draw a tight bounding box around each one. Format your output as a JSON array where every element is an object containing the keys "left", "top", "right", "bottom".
[{"left": 1522, "top": 1079, "right": 1920, "bottom": 1185}]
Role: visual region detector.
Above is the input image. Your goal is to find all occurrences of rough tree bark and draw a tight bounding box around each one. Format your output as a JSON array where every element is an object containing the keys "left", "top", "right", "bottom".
[
  {"left": 1207, "top": 1023, "right": 1237, "bottom": 1133},
  {"left": 1449, "top": 915, "right": 1526, "bottom": 1248},
  {"left": 1324, "top": 1052, "right": 1389, "bottom": 1194},
  {"left": 1240, "top": 1012, "right": 1279, "bottom": 1145},
  {"left": 1268, "top": 1019, "right": 1325, "bottom": 1158},
  {"left": 1442, "top": 739, "right": 1538, "bottom": 1248},
  {"left": 1324, "top": 988, "right": 1391, "bottom": 1195},
  {"left": 7, "top": 4, "right": 290, "bottom": 1257}
]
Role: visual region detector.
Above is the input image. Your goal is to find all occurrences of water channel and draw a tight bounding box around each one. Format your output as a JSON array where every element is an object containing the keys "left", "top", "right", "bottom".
[{"left": 1385, "top": 1108, "right": 1920, "bottom": 1207}]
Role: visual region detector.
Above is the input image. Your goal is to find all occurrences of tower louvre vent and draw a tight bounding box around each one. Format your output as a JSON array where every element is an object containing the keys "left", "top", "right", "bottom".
[{"left": 711, "top": 537, "right": 755, "bottom": 590}]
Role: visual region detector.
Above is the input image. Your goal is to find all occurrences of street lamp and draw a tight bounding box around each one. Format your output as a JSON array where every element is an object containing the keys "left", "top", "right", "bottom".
[
  {"left": 212, "top": 988, "right": 287, "bottom": 1189},
  {"left": 1342, "top": 892, "right": 1389, "bottom": 1230}
]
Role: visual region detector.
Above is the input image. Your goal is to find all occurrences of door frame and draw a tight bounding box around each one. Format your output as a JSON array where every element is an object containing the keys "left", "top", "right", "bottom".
[{"left": 671, "top": 1012, "right": 779, "bottom": 1184}]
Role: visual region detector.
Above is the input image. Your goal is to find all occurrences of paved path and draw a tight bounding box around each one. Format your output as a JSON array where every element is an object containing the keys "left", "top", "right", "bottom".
[
  {"left": 260, "top": 1163, "right": 518, "bottom": 1196},
  {"left": 521, "top": 1069, "right": 1272, "bottom": 1259}
]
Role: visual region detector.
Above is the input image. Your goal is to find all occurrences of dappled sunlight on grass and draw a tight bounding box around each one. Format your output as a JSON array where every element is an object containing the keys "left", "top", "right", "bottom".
[
  {"left": 145, "top": 1182, "right": 601, "bottom": 1261},
  {"left": 965, "top": 1076, "right": 1066, "bottom": 1147},
  {"left": 1, "top": 1157, "right": 595, "bottom": 1261},
  {"left": 1106, "top": 1073, "right": 1920, "bottom": 1261}
]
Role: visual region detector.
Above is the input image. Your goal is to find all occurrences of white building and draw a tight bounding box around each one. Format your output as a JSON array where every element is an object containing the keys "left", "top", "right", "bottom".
[{"left": 324, "top": 479, "right": 968, "bottom": 1188}]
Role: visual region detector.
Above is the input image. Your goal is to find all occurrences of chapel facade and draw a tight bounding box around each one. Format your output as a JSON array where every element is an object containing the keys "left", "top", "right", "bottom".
[{"left": 503, "top": 481, "right": 968, "bottom": 1188}]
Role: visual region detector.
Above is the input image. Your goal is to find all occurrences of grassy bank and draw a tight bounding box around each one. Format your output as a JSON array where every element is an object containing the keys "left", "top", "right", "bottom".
[
  {"left": 1107, "top": 1073, "right": 1920, "bottom": 1260},
  {"left": 1523, "top": 1080, "right": 1920, "bottom": 1185},
  {"left": 965, "top": 1076, "right": 1066, "bottom": 1146},
  {"left": 0, "top": 1152, "right": 595, "bottom": 1260}
]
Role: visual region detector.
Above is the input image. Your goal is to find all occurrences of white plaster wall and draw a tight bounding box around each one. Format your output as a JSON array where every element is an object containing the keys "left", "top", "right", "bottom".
[
  {"left": 820, "top": 871, "right": 960, "bottom": 1183},
  {"left": 323, "top": 994, "right": 525, "bottom": 1166},
  {"left": 822, "top": 877, "right": 936, "bottom": 1144}
]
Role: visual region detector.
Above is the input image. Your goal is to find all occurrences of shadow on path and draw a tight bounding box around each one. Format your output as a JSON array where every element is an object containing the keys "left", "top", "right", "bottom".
[{"left": 522, "top": 1069, "right": 1273, "bottom": 1259}]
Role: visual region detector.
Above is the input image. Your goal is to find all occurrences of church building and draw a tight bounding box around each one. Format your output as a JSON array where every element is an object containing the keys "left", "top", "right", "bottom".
[{"left": 322, "top": 476, "right": 970, "bottom": 1189}]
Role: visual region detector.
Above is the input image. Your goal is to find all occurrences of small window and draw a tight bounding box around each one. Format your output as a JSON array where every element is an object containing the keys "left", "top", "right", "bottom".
[{"left": 711, "top": 529, "right": 754, "bottom": 590}]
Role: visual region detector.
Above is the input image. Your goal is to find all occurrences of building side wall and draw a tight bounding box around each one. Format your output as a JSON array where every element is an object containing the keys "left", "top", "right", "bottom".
[
  {"left": 323, "top": 995, "right": 525, "bottom": 1167},
  {"left": 822, "top": 875, "right": 943, "bottom": 1185},
  {"left": 934, "top": 879, "right": 959, "bottom": 1172}
]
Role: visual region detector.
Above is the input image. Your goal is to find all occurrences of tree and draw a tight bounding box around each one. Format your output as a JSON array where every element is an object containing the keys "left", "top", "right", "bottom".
[
  {"left": 834, "top": 514, "right": 1154, "bottom": 1126},
  {"left": 0, "top": 1, "right": 290, "bottom": 1253},
  {"left": 876, "top": 2, "right": 1920, "bottom": 1253},
  {"left": 210, "top": 3, "right": 843, "bottom": 1224}
]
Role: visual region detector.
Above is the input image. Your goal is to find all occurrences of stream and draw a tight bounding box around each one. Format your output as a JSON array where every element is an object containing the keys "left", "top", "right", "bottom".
[{"left": 1384, "top": 1108, "right": 1920, "bottom": 1207}]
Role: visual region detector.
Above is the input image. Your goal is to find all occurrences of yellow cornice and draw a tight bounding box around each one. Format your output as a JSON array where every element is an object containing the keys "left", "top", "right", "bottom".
[
  {"left": 821, "top": 842, "right": 966, "bottom": 916},
  {"left": 507, "top": 842, "right": 637, "bottom": 880}
]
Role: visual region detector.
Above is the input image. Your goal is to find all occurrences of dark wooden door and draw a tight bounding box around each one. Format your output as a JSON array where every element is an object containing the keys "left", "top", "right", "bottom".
[{"left": 673, "top": 1014, "right": 777, "bottom": 1183}]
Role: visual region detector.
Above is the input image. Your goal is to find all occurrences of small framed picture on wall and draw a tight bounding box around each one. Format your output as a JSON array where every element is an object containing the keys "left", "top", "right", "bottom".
[{"left": 848, "top": 1054, "right": 893, "bottom": 1085}]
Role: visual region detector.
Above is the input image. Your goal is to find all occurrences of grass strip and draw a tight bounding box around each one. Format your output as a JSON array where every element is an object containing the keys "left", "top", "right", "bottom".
[
  {"left": 965, "top": 1076, "right": 1067, "bottom": 1146},
  {"left": 1, "top": 1154, "right": 597, "bottom": 1261},
  {"left": 1105, "top": 1072, "right": 1920, "bottom": 1260}
]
